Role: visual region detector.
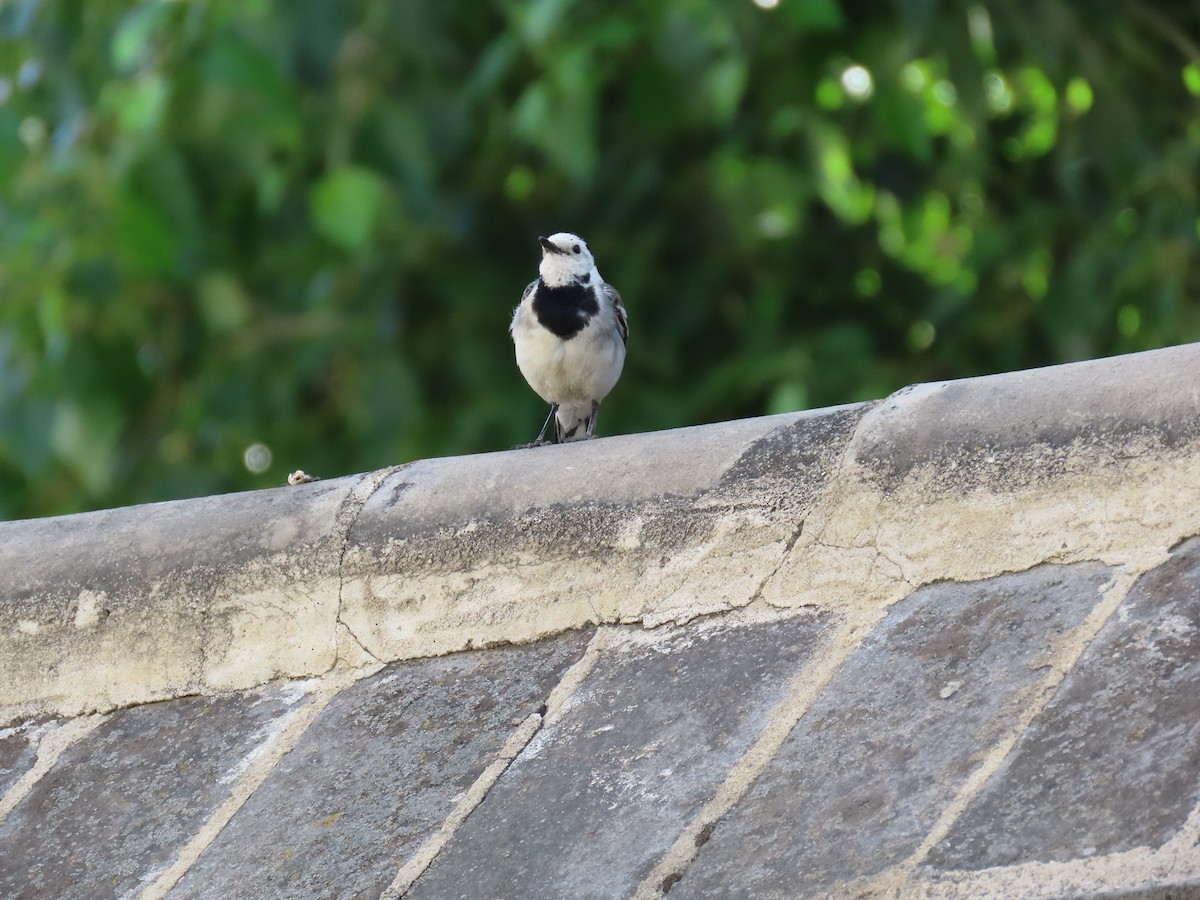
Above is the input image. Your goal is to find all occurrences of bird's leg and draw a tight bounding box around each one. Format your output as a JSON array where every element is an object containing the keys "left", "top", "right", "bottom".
[
  {"left": 511, "top": 404, "right": 558, "bottom": 450},
  {"left": 584, "top": 401, "right": 601, "bottom": 439},
  {"left": 535, "top": 408, "right": 556, "bottom": 448},
  {"left": 536, "top": 403, "right": 557, "bottom": 444}
]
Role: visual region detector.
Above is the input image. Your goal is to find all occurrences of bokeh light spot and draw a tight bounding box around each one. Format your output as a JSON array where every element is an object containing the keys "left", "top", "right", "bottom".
[
  {"left": 932, "top": 80, "right": 958, "bottom": 106},
  {"left": 243, "top": 443, "right": 272, "bottom": 474},
  {"left": 1117, "top": 305, "right": 1141, "bottom": 338},
  {"left": 504, "top": 165, "right": 536, "bottom": 202},
  {"left": 967, "top": 6, "right": 994, "bottom": 55},
  {"left": 840, "top": 65, "right": 873, "bottom": 100},
  {"left": 984, "top": 72, "right": 1013, "bottom": 114},
  {"left": 756, "top": 209, "right": 791, "bottom": 239},
  {"left": 1022, "top": 266, "right": 1049, "bottom": 299},
  {"left": 908, "top": 320, "right": 936, "bottom": 351},
  {"left": 1066, "top": 77, "right": 1093, "bottom": 115},
  {"left": 18, "top": 116, "right": 46, "bottom": 148},
  {"left": 854, "top": 268, "right": 882, "bottom": 297},
  {"left": 17, "top": 58, "right": 42, "bottom": 89},
  {"left": 1184, "top": 63, "right": 1200, "bottom": 98},
  {"left": 902, "top": 61, "right": 928, "bottom": 92}
]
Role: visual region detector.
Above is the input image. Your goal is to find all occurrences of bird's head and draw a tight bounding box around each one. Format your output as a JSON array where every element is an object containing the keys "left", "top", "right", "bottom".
[{"left": 537, "top": 232, "right": 597, "bottom": 287}]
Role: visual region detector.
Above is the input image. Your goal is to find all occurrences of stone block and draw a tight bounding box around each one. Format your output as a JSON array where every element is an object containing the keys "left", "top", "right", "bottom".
[
  {"left": 0, "top": 686, "right": 310, "bottom": 898},
  {"left": 928, "top": 539, "right": 1200, "bottom": 869},
  {"left": 673, "top": 564, "right": 1113, "bottom": 897},
  {"left": 170, "top": 630, "right": 592, "bottom": 899},
  {"left": 407, "top": 614, "right": 832, "bottom": 899}
]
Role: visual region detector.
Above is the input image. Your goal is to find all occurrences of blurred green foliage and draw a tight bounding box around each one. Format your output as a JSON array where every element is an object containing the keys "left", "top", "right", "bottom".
[{"left": 1, "top": 0, "right": 1198, "bottom": 519}]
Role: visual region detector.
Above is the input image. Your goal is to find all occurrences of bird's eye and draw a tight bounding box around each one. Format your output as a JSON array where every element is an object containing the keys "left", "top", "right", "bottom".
[{"left": 572, "top": 244, "right": 581, "bottom": 254}]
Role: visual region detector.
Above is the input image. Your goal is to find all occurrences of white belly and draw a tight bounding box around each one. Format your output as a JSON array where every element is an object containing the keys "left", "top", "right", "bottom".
[{"left": 513, "top": 308, "right": 625, "bottom": 406}]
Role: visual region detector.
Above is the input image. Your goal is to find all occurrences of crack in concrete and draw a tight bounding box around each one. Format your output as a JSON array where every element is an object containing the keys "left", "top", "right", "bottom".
[
  {"left": 700, "top": 402, "right": 880, "bottom": 620},
  {"left": 743, "top": 518, "right": 806, "bottom": 610},
  {"left": 874, "top": 542, "right": 916, "bottom": 589},
  {"left": 339, "top": 620, "right": 383, "bottom": 666},
  {"left": 331, "top": 464, "right": 412, "bottom": 669}
]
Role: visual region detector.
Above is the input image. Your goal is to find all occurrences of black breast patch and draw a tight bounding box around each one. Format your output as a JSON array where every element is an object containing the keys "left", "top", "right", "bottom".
[{"left": 532, "top": 280, "right": 600, "bottom": 340}]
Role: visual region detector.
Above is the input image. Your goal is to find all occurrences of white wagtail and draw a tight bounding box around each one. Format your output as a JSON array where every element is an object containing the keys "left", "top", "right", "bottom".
[{"left": 511, "top": 232, "right": 628, "bottom": 444}]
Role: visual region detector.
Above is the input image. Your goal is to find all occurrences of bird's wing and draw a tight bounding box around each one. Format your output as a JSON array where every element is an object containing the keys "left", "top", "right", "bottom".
[
  {"left": 510, "top": 279, "right": 539, "bottom": 335},
  {"left": 603, "top": 283, "right": 628, "bottom": 346}
]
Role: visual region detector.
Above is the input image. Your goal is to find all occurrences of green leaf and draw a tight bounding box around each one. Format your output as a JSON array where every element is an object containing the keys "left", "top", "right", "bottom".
[
  {"left": 111, "top": 3, "right": 172, "bottom": 73},
  {"left": 707, "top": 56, "right": 748, "bottom": 124},
  {"left": 779, "top": 0, "right": 844, "bottom": 31},
  {"left": 198, "top": 272, "right": 253, "bottom": 333},
  {"left": 1065, "top": 77, "right": 1093, "bottom": 115},
  {"left": 117, "top": 192, "right": 177, "bottom": 275},
  {"left": 811, "top": 125, "right": 873, "bottom": 224},
  {"left": 1183, "top": 63, "right": 1200, "bottom": 98},
  {"left": 51, "top": 400, "right": 123, "bottom": 495},
  {"left": 513, "top": 74, "right": 596, "bottom": 180},
  {"left": 102, "top": 74, "right": 169, "bottom": 134},
  {"left": 309, "top": 167, "right": 386, "bottom": 253}
]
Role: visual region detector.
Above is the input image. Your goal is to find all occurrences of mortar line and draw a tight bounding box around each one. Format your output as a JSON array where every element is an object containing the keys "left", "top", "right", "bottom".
[
  {"left": 0, "top": 714, "right": 107, "bottom": 828},
  {"left": 381, "top": 627, "right": 613, "bottom": 898},
  {"left": 1160, "top": 789, "right": 1200, "bottom": 870},
  {"left": 736, "top": 400, "right": 878, "bottom": 618},
  {"left": 909, "top": 788, "right": 1200, "bottom": 898},
  {"left": 136, "top": 666, "right": 376, "bottom": 900},
  {"left": 631, "top": 608, "right": 886, "bottom": 900},
  {"left": 804, "top": 399, "right": 881, "bottom": 550},
  {"left": 855, "top": 567, "right": 1143, "bottom": 898},
  {"left": 827, "top": 399, "right": 880, "bottom": 483}
]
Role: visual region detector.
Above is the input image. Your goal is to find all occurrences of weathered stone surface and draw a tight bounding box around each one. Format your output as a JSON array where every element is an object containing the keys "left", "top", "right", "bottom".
[
  {"left": 0, "top": 719, "right": 48, "bottom": 799},
  {"left": 4, "top": 344, "right": 1200, "bottom": 738},
  {"left": 764, "top": 345, "right": 1200, "bottom": 638},
  {"left": 341, "top": 406, "right": 865, "bottom": 660},
  {"left": 169, "top": 630, "right": 593, "bottom": 900},
  {"left": 927, "top": 538, "right": 1200, "bottom": 870},
  {"left": 848, "top": 342, "right": 1200, "bottom": 492},
  {"left": 1078, "top": 883, "right": 1200, "bottom": 900},
  {"left": 0, "top": 685, "right": 310, "bottom": 899},
  {"left": 0, "top": 344, "right": 1198, "bottom": 900},
  {"left": 407, "top": 614, "right": 832, "bottom": 900},
  {"left": 0, "top": 474, "right": 364, "bottom": 723},
  {"left": 672, "top": 564, "right": 1114, "bottom": 898}
]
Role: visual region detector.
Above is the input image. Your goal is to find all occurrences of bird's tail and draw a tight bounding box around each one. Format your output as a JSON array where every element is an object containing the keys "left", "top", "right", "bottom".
[{"left": 555, "top": 401, "right": 600, "bottom": 442}]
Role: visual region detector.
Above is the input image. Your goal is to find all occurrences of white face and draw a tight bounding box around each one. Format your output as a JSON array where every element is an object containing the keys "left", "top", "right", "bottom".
[{"left": 538, "top": 232, "right": 597, "bottom": 286}]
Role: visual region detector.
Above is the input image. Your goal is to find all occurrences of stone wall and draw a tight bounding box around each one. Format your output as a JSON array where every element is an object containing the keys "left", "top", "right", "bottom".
[{"left": 1, "top": 343, "right": 1198, "bottom": 897}]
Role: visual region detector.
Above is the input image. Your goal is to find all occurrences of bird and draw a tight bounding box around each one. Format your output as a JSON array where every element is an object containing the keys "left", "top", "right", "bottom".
[{"left": 511, "top": 232, "right": 628, "bottom": 445}]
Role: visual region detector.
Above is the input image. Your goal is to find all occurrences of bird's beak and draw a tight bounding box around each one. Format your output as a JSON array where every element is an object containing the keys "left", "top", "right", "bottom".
[{"left": 538, "top": 236, "right": 563, "bottom": 255}]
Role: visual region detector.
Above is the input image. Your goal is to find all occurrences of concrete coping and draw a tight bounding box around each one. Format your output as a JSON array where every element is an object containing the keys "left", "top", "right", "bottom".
[{"left": 2, "top": 342, "right": 1199, "bottom": 725}]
